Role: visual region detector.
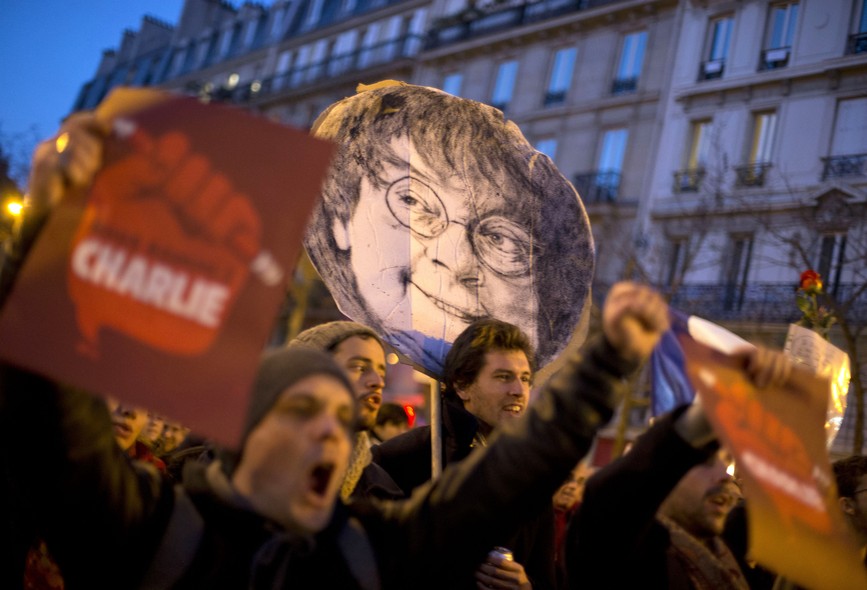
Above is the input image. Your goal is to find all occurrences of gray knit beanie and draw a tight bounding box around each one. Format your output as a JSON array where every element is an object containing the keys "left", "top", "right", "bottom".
[
  {"left": 290, "top": 321, "right": 384, "bottom": 353},
  {"left": 242, "top": 346, "right": 356, "bottom": 441}
]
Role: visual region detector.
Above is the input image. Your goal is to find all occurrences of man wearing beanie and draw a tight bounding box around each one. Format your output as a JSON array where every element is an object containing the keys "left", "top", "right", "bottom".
[{"left": 291, "top": 321, "right": 403, "bottom": 501}]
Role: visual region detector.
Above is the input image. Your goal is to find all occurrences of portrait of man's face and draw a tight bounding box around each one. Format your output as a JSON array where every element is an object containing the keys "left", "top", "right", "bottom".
[
  {"left": 305, "top": 82, "right": 593, "bottom": 376},
  {"left": 331, "top": 137, "right": 539, "bottom": 354}
]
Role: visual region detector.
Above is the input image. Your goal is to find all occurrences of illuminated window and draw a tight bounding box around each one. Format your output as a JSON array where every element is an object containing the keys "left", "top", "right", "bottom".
[
  {"left": 545, "top": 47, "right": 577, "bottom": 106},
  {"left": 443, "top": 73, "right": 463, "bottom": 96},
  {"left": 491, "top": 60, "right": 518, "bottom": 111},
  {"left": 613, "top": 31, "right": 646, "bottom": 94}
]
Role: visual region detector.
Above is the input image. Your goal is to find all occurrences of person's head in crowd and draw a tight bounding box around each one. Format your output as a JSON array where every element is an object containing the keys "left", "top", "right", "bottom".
[
  {"left": 161, "top": 421, "right": 190, "bottom": 454},
  {"left": 232, "top": 347, "right": 356, "bottom": 534},
  {"left": 553, "top": 463, "right": 595, "bottom": 513},
  {"left": 371, "top": 402, "right": 411, "bottom": 443},
  {"left": 833, "top": 455, "right": 867, "bottom": 545},
  {"left": 304, "top": 81, "right": 594, "bottom": 374},
  {"left": 657, "top": 450, "right": 738, "bottom": 539},
  {"left": 442, "top": 318, "right": 534, "bottom": 436},
  {"left": 139, "top": 412, "right": 166, "bottom": 449},
  {"left": 290, "top": 321, "right": 386, "bottom": 431},
  {"left": 106, "top": 398, "right": 150, "bottom": 452}
]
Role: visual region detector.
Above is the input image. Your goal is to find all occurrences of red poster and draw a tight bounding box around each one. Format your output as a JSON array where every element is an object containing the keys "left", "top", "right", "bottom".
[
  {"left": 0, "top": 88, "right": 334, "bottom": 447},
  {"left": 679, "top": 335, "right": 867, "bottom": 590}
]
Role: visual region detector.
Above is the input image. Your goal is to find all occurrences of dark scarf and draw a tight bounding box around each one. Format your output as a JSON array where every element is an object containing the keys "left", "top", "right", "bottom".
[{"left": 659, "top": 516, "right": 750, "bottom": 590}]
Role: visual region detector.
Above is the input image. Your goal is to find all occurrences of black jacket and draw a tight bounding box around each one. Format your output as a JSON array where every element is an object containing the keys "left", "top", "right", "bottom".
[{"left": 373, "top": 398, "right": 557, "bottom": 589}]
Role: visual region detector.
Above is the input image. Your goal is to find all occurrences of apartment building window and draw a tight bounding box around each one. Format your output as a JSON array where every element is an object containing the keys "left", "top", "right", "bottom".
[
  {"left": 403, "top": 9, "right": 428, "bottom": 56},
  {"left": 675, "top": 120, "right": 711, "bottom": 192},
  {"left": 823, "top": 97, "right": 867, "bottom": 180},
  {"left": 612, "top": 31, "right": 647, "bottom": 94},
  {"left": 358, "top": 24, "right": 381, "bottom": 68},
  {"left": 574, "top": 128, "right": 628, "bottom": 203},
  {"left": 491, "top": 60, "right": 518, "bottom": 111},
  {"left": 244, "top": 15, "right": 264, "bottom": 48},
  {"left": 382, "top": 16, "right": 402, "bottom": 61},
  {"left": 535, "top": 138, "right": 558, "bottom": 161},
  {"left": 544, "top": 47, "right": 577, "bottom": 106},
  {"left": 701, "top": 15, "right": 733, "bottom": 80},
  {"left": 664, "top": 238, "right": 688, "bottom": 288},
  {"left": 328, "top": 30, "right": 358, "bottom": 76},
  {"left": 736, "top": 111, "right": 776, "bottom": 187},
  {"left": 291, "top": 45, "right": 311, "bottom": 87},
  {"left": 850, "top": 0, "right": 867, "bottom": 53},
  {"left": 304, "top": 0, "right": 325, "bottom": 29},
  {"left": 271, "top": 5, "right": 288, "bottom": 40},
  {"left": 761, "top": 2, "right": 798, "bottom": 70},
  {"left": 722, "top": 235, "right": 753, "bottom": 311},
  {"left": 443, "top": 73, "right": 463, "bottom": 96},
  {"left": 273, "top": 50, "right": 293, "bottom": 89},
  {"left": 817, "top": 233, "right": 846, "bottom": 296}
]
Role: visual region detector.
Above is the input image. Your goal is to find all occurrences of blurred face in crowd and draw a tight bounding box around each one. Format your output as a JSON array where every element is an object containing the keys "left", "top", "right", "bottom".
[
  {"left": 840, "top": 472, "right": 867, "bottom": 544},
  {"left": 375, "top": 420, "right": 409, "bottom": 442},
  {"left": 232, "top": 374, "right": 354, "bottom": 534},
  {"left": 330, "top": 335, "right": 386, "bottom": 430},
  {"left": 140, "top": 413, "right": 166, "bottom": 446},
  {"left": 106, "top": 398, "right": 149, "bottom": 452},
  {"left": 658, "top": 451, "right": 737, "bottom": 539},
  {"left": 162, "top": 421, "right": 189, "bottom": 453},
  {"left": 553, "top": 464, "right": 594, "bottom": 512},
  {"left": 456, "top": 349, "right": 531, "bottom": 434}
]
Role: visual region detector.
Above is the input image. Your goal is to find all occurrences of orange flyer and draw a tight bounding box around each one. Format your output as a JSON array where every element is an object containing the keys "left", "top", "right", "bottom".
[
  {"left": 679, "top": 335, "right": 867, "bottom": 590},
  {"left": 0, "top": 88, "right": 334, "bottom": 447}
]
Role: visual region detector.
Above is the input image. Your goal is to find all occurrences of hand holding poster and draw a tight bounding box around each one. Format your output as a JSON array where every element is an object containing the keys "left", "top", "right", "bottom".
[
  {"left": 676, "top": 333, "right": 867, "bottom": 590},
  {"left": 0, "top": 88, "right": 335, "bottom": 446}
]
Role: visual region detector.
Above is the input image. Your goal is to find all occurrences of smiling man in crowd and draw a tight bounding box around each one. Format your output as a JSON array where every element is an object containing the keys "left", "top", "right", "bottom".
[{"left": 373, "top": 318, "right": 555, "bottom": 589}]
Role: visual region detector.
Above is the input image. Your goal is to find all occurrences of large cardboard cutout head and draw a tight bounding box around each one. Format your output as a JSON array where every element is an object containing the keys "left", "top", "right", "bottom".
[{"left": 304, "top": 81, "right": 593, "bottom": 375}]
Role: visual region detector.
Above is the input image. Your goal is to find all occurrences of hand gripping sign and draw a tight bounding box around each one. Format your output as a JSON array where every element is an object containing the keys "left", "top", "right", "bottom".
[
  {"left": 0, "top": 88, "right": 334, "bottom": 446},
  {"left": 677, "top": 333, "right": 867, "bottom": 590}
]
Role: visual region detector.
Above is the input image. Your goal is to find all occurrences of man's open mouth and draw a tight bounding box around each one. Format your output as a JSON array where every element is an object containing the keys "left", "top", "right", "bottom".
[
  {"left": 502, "top": 404, "right": 524, "bottom": 415},
  {"left": 309, "top": 462, "right": 335, "bottom": 497}
]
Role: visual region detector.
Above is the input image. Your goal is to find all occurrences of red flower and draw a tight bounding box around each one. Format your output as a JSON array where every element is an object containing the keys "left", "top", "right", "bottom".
[{"left": 799, "top": 269, "right": 823, "bottom": 293}]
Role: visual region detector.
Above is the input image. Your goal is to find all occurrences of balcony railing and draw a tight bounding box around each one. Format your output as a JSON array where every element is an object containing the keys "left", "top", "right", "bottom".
[
  {"left": 425, "top": 0, "right": 588, "bottom": 50},
  {"left": 573, "top": 170, "right": 621, "bottom": 203},
  {"left": 672, "top": 168, "right": 705, "bottom": 193},
  {"left": 660, "top": 282, "right": 867, "bottom": 325},
  {"left": 543, "top": 89, "right": 567, "bottom": 107},
  {"left": 734, "top": 162, "right": 772, "bottom": 188},
  {"left": 760, "top": 46, "right": 790, "bottom": 70},
  {"left": 699, "top": 59, "right": 725, "bottom": 81},
  {"left": 245, "top": 34, "right": 422, "bottom": 100},
  {"left": 611, "top": 76, "right": 637, "bottom": 95},
  {"left": 847, "top": 31, "right": 867, "bottom": 54},
  {"left": 822, "top": 153, "right": 867, "bottom": 181}
]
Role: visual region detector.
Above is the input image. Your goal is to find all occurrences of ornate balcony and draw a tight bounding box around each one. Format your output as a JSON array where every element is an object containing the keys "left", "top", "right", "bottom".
[
  {"left": 573, "top": 170, "right": 621, "bottom": 203},
  {"left": 425, "top": 0, "right": 593, "bottom": 50},
  {"left": 672, "top": 168, "right": 705, "bottom": 193},
  {"left": 592, "top": 283, "right": 867, "bottom": 325},
  {"left": 698, "top": 59, "right": 725, "bottom": 81},
  {"left": 611, "top": 76, "right": 637, "bottom": 95},
  {"left": 759, "top": 46, "right": 790, "bottom": 70},
  {"left": 734, "top": 162, "right": 772, "bottom": 188},
  {"left": 822, "top": 153, "right": 867, "bottom": 181},
  {"left": 847, "top": 32, "right": 867, "bottom": 54}
]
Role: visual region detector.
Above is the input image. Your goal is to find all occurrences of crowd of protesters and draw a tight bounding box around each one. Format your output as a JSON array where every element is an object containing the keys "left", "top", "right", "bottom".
[{"left": 1, "top": 108, "right": 865, "bottom": 590}]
